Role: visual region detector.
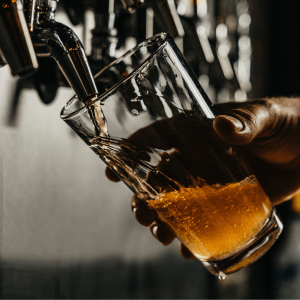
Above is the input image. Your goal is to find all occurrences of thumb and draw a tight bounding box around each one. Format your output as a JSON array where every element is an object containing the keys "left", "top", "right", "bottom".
[{"left": 213, "top": 100, "right": 272, "bottom": 145}]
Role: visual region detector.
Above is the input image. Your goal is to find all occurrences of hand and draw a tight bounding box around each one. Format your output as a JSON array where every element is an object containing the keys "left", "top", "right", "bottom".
[
  {"left": 106, "top": 97, "right": 300, "bottom": 259},
  {"left": 213, "top": 97, "right": 300, "bottom": 205}
]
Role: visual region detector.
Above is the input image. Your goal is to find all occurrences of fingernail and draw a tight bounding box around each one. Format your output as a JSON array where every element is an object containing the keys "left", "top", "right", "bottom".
[
  {"left": 132, "top": 207, "right": 137, "bottom": 214},
  {"left": 222, "top": 115, "right": 244, "bottom": 131},
  {"left": 151, "top": 225, "right": 158, "bottom": 237}
]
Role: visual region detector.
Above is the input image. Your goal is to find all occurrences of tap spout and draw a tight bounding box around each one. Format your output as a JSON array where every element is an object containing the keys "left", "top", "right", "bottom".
[
  {"left": 0, "top": 0, "right": 38, "bottom": 77},
  {"left": 31, "top": 20, "right": 98, "bottom": 101},
  {"left": 29, "top": 0, "right": 98, "bottom": 101}
]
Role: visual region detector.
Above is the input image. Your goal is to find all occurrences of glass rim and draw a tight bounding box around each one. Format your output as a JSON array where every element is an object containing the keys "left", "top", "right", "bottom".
[{"left": 61, "top": 32, "right": 171, "bottom": 121}]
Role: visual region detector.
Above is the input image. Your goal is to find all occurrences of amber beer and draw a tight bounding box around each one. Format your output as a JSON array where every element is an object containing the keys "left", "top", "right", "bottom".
[{"left": 148, "top": 175, "right": 273, "bottom": 261}]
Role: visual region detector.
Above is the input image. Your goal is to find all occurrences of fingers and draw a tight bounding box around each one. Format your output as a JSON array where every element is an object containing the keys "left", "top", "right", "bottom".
[
  {"left": 105, "top": 167, "right": 121, "bottom": 182},
  {"left": 213, "top": 99, "right": 274, "bottom": 145},
  {"left": 131, "top": 195, "right": 195, "bottom": 256},
  {"left": 106, "top": 169, "right": 192, "bottom": 256},
  {"left": 180, "top": 243, "right": 196, "bottom": 259},
  {"left": 131, "top": 195, "right": 158, "bottom": 226},
  {"left": 131, "top": 195, "right": 176, "bottom": 245},
  {"left": 106, "top": 169, "right": 175, "bottom": 244},
  {"left": 150, "top": 219, "right": 176, "bottom": 246}
]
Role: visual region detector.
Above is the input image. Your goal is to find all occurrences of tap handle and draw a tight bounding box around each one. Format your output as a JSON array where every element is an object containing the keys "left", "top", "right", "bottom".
[{"left": 0, "top": 0, "right": 38, "bottom": 77}]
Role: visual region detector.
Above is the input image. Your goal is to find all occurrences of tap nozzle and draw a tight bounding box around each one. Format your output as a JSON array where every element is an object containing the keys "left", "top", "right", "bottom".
[
  {"left": 0, "top": 0, "right": 38, "bottom": 77},
  {"left": 30, "top": 0, "right": 98, "bottom": 101}
]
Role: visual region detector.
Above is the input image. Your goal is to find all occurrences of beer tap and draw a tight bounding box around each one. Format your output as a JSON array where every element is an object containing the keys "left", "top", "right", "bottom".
[
  {"left": 120, "top": 0, "right": 184, "bottom": 41},
  {"left": 69, "top": 0, "right": 119, "bottom": 96},
  {"left": 87, "top": 0, "right": 118, "bottom": 72},
  {"left": 0, "top": 0, "right": 38, "bottom": 77},
  {"left": 24, "top": 0, "right": 98, "bottom": 101}
]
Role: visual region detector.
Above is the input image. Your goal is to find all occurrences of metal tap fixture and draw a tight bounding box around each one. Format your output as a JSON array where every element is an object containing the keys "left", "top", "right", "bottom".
[
  {"left": 0, "top": 0, "right": 38, "bottom": 77},
  {"left": 121, "top": 0, "right": 184, "bottom": 40},
  {"left": 89, "top": 0, "right": 118, "bottom": 64},
  {"left": 81, "top": 0, "right": 119, "bottom": 96},
  {"left": 24, "top": 0, "right": 98, "bottom": 101}
]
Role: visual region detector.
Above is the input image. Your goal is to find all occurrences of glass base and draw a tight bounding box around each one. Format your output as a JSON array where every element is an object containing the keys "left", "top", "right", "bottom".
[{"left": 202, "top": 210, "right": 283, "bottom": 278}]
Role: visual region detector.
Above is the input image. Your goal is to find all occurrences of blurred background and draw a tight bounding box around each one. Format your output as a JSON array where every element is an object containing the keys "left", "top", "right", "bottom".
[{"left": 1, "top": 0, "right": 300, "bottom": 298}]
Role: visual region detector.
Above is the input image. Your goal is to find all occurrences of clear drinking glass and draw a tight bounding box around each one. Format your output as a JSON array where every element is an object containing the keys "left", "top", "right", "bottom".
[{"left": 61, "top": 32, "right": 283, "bottom": 279}]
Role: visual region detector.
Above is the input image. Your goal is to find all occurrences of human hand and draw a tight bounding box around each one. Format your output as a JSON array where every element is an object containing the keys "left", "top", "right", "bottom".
[
  {"left": 213, "top": 97, "right": 300, "bottom": 205},
  {"left": 106, "top": 97, "right": 300, "bottom": 259}
]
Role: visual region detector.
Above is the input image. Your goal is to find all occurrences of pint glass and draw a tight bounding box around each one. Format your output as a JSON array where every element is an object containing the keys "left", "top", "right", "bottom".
[{"left": 61, "top": 32, "right": 283, "bottom": 278}]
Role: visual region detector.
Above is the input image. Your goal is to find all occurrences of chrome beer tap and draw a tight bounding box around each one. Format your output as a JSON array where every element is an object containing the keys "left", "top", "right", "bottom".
[
  {"left": 88, "top": 0, "right": 118, "bottom": 67},
  {"left": 85, "top": 0, "right": 119, "bottom": 95},
  {"left": 121, "top": 0, "right": 184, "bottom": 40},
  {"left": 24, "top": 0, "right": 98, "bottom": 101},
  {"left": 0, "top": 0, "right": 38, "bottom": 77}
]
